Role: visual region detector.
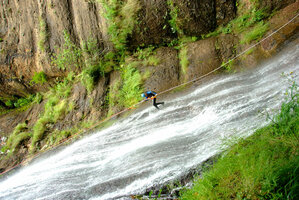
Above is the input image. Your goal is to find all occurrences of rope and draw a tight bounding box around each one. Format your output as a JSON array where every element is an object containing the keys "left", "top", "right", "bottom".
[{"left": 1, "top": 12, "right": 298, "bottom": 176}]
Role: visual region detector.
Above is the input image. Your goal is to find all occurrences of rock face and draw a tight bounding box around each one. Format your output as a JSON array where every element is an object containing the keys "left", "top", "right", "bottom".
[
  {"left": 130, "top": 0, "right": 175, "bottom": 48},
  {"left": 258, "top": 0, "right": 296, "bottom": 12},
  {"left": 185, "top": 38, "right": 222, "bottom": 80},
  {"left": 142, "top": 47, "right": 180, "bottom": 93},
  {"left": 0, "top": 0, "right": 109, "bottom": 97},
  {"left": 2, "top": 0, "right": 294, "bottom": 97},
  {"left": 0, "top": 0, "right": 239, "bottom": 97},
  {"left": 173, "top": 0, "right": 236, "bottom": 36},
  {"left": 261, "top": 0, "right": 299, "bottom": 54}
]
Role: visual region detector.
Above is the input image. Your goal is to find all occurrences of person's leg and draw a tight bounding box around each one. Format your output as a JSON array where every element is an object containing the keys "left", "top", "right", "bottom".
[
  {"left": 153, "top": 98, "right": 160, "bottom": 109},
  {"left": 156, "top": 102, "right": 164, "bottom": 105},
  {"left": 153, "top": 98, "right": 164, "bottom": 109}
]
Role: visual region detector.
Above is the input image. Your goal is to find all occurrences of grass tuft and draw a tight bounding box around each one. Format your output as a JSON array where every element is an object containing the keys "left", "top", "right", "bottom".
[
  {"left": 38, "top": 17, "right": 48, "bottom": 52},
  {"left": 31, "top": 71, "right": 47, "bottom": 85},
  {"left": 241, "top": 21, "right": 269, "bottom": 44},
  {"left": 1, "top": 123, "right": 31, "bottom": 156},
  {"left": 179, "top": 45, "right": 189, "bottom": 76}
]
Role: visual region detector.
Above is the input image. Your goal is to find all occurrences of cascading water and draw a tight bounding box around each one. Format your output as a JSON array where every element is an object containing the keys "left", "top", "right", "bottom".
[{"left": 0, "top": 39, "right": 298, "bottom": 200}]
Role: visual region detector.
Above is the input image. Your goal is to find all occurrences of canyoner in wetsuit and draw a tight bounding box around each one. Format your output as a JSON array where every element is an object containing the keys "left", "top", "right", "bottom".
[{"left": 141, "top": 91, "right": 164, "bottom": 109}]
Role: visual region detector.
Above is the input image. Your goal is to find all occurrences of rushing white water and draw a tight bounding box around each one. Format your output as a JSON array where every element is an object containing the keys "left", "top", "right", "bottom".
[{"left": 0, "top": 39, "right": 298, "bottom": 200}]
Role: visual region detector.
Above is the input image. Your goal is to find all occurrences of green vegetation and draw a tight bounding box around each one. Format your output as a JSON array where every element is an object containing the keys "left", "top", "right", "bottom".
[
  {"left": 30, "top": 76, "right": 74, "bottom": 153},
  {"left": 107, "top": 63, "right": 143, "bottom": 113},
  {"left": 100, "top": 0, "right": 141, "bottom": 52},
  {"left": 51, "top": 31, "right": 83, "bottom": 71},
  {"left": 180, "top": 75, "right": 299, "bottom": 199},
  {"left": 179, "top": 45, "right": 189, "bottom": 76},
  {"left": 31, "top": 71, "right": 47, "bottom": 85},
  {"left": 47, "top": 129, "right": 73, "bottom": 147},
  {"left": 1, "top": 94, "right": 41, "bottom": 110},
  {"left": 201, "top": 4, "right": 271, "bottom": 44},
  {"left": 1, "top": 123, "right": 31, "bottom": 156},
  {"left": 52, "top": 32, "right": 107, "bottom": 93},
  {"left": 0, "top": 94, "right": 42, "bottom": 116},
  {"left": 38, "top": 17, "right": 48, "bottom": 52},
  {"left": 221, "top": 59, "right": 236, "bottom": 73},
  {"left": 120, "top": 63, "right": 143, "bottom": 107},
  {"left": 134, "top": 46, "right": 160, "bottom": 66},
  {"left": 167, "top": 0, "right": 183, "bottom": 35},
  {"left": 241, "top": 21, "right": 269, "bottom": 44},
  {"left": 80, "top": 37, "right": 106, "bottom": 93}
]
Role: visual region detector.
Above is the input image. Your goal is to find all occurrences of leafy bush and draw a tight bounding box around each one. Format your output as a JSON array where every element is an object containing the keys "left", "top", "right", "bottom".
[
  {"left": 30, "top": 77, "right": 73, "bottom": 153},
  {"left": 134, "top": 46, "right": 160, "bottom": 66},
  {"left": 31, "top": 71, "right": 47, "bottom": 85},
  {"left": 52, "top": 32, "right": 107, "bottom": 93},
  {"left": 80, "top": 37, "right": 106, "bottom": 93},
  {"left": 221, "top": 59, "right": 236, "bottom": 73},
  {"left": 268, "top": 73, "right": 299, "bottom": 136},
  {"left": 3, "top": 95, "right": 37, "bottom": 109},
  {"left": 167, "top": 0, "right": 182, "bottom": 35},
  {"left": 100, "top": 0, "right": 141, "bottom": 52},
  {"left": 2, "top": 123, "right": 31, "bottom": 156},
  {"left": 48, "top": 129, "right": 72, "bottom": 146},
  {"left": 38, "top": 18, "right": 48, "bottom": 52},
  {"left": 241, "top": 21, "right": 269, "bottom": 44},
  {"left": 51, "top": 31, "right": 83, "bottom": 70},
  {"left": 119, "top": 63, "right": 143, "bottom": 107}
]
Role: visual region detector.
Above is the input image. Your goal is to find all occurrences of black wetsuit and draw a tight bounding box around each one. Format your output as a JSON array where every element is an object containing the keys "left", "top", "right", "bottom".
[{"left": 144, "top": 91, "right": 164, "bottom": 109}]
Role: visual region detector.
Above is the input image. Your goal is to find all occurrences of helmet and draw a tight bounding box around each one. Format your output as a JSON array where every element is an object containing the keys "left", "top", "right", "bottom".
[{"left": 141, "top": 93, "right": 146, "bottom": 98}]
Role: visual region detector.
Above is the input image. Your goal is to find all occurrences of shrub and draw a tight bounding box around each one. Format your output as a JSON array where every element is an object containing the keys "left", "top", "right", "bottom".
[
  {"left": 100, "top": 0, "right": 141, "bottom": 52},
  {"left": 221, "top": 59, "right": 236, "bottom": 73},
  {"left": 52, "top": 33, "right": 106, "bottom": 93},
  {"left": 31, "top": 71, "right": 47, "bottom": 85},
  {"left": 268, "top": 73, "right": 299, "bottom": 136},
  {"left": 3, "top": 123, "right": 31, "bottom": 156},
  {"left": 119, "top": 63, "right": 143, "bottom": 107},
  {"left": 13, "top": 96, "right": 34, "bottom": 108},
  {"left": 241, "top": 21, "right": 269, "bottom": 44},
  {"left": 80, "top": 37, "right": 105, "bottom": 93},
  {"left": 30, "top": 77, "right": 73, "bottom": 153},
  {"left": 51, "top": 31, "right": 83, "bottom": 70},
  {"left": 167, "top": 0, "right": 182, "bottom": 35},
  {"left": 134, "top": 46, "right": 160, "bottom": 66},
  {"left": 3, "top": 95, "right": 37, "bottom": 109},
  {"left": 80, "top": 65, "right": 100, "bottom": 93},
  {"left": 38, "top": 18, "right": 48, "bottom": 52},
  {"left": 48, "top": 129, "right": 72, "bottom": 146}
]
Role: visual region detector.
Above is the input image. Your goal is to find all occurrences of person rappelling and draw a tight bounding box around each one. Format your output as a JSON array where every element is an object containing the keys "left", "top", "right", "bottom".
[{"left": 141, "top": 91, "right": 164, "bottom": 109}]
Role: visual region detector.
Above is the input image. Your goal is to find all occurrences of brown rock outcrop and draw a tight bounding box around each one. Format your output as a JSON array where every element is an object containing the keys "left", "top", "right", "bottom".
[
  {"left": 0, "top": 0, "right": 239, "bottom": 97},
  {"left": 142, "top": 47, "right": 180, "bottom": 93}
]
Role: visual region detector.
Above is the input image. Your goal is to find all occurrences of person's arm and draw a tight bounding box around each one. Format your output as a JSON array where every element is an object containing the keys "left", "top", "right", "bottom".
[{"left": 149, "top": 91, "right": 157, "bottom": 99}]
